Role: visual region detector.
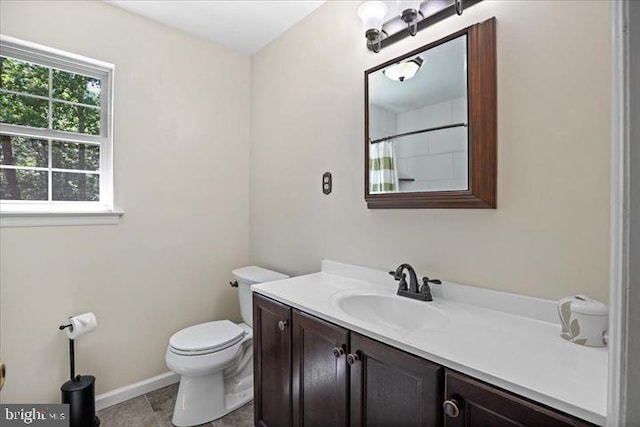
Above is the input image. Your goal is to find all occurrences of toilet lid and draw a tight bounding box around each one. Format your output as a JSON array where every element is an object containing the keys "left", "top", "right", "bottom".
[{"left": 169, "top": 320, "right": 245, "bottom": 355}]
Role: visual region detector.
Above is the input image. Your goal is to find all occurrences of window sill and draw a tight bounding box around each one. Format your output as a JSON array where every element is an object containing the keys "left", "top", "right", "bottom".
[{"left": 0, "top": 210, "right": 124, "bottom": 228}]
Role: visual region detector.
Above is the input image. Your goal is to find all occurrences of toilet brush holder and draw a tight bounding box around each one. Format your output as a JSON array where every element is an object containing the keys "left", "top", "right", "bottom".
[
  {"left": 60, "top": 323, "right": 100, "bottom": 427},
  {"left": 61, "top": 374, "right": 100, "bottom": 427}
]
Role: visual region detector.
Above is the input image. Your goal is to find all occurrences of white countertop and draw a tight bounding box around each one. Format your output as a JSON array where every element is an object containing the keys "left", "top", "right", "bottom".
[{"left": 252, "top": 261, "right": 607, "bottom": 426}]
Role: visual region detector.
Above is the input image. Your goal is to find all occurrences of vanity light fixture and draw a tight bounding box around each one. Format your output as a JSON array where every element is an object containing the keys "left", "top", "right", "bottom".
[
  {"left": 357, "top": 1, "right": 388, "bottom": 53},
  {"left": 358, "top": 0, "right": 476, "bottom": 53},
  {"left": 383, "top": 57, "right": 423, "bottom": 82},
  {"left": 398, "top": 0, "right": 423, "bottom": 36}
]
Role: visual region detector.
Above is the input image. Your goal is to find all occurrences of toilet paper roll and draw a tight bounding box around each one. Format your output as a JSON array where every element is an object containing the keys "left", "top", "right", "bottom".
[{"left": 65, "top": 312, "right": 97, "bottom": 339}]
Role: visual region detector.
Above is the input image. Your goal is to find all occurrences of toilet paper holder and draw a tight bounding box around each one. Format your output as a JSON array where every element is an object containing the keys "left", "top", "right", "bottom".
[
  {"left": 59, "top": 315, "right": 101, "bottom": 427},
  {"left": 58, "top": 323, "right": 78, "bottom": 380}
]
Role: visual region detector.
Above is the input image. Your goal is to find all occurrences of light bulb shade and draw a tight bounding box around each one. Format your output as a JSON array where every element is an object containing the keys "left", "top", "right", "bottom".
[
  {"left": 358, "top": 1, "right": 388, "bottom": 33},
  {"left": 383, "top": 57, "right": 423, "bottom": 82}
]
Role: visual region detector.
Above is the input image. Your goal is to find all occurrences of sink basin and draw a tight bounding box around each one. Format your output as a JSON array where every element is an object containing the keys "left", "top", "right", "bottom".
[{"left": 333, "top": 291, "right": 449, "bottom": 332}]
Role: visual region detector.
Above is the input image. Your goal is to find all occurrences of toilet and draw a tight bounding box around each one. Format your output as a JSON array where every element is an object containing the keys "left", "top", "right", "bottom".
[{"left": 165, "top": 266, "right": 288, "bottom": 427}]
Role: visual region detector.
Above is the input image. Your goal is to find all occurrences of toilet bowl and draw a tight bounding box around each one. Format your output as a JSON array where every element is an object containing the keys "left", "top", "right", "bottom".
[{"left": 165, "top": 266, "right": 288, "bottom": 427}]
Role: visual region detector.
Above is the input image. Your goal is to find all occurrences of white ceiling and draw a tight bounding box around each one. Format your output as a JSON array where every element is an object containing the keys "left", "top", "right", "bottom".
[{"left": 106, "top": 1, "right": 326, "bottom": 55}]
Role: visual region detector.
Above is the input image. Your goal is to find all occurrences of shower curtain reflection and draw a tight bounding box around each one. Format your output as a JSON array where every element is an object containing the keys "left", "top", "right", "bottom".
[{"left": 369, "top": 140, "right": 398, "bottom": 193}]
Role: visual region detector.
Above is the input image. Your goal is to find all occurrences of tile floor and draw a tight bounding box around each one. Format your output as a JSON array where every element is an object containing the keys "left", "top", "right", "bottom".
[{"left": 96, "top": 383, "right": 254, "bottom": 427}]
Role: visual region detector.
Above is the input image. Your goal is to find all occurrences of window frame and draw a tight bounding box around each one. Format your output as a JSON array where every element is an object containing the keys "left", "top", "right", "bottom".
[{"left": 0, "top": 35, "right": 121, "bottom": 226}]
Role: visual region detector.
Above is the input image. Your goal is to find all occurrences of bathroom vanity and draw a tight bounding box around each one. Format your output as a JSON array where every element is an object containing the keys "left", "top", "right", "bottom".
[{"left": 252, "top": 261, "right": 606, "bottom": 426}]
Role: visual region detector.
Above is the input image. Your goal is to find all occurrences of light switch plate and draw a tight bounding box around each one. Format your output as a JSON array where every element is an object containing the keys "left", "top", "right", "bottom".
[{"left": 322, "top": 172, "right": 332, "bottom": 195}]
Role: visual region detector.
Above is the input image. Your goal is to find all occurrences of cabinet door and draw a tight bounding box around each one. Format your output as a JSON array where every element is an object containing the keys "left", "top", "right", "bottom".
[
  {"left": 443, "top": 370, "right": 595, "bottom": 427},
  {"left": 253, "top": 293, "right": 292, "bottom": 427},
  {"left": 292, "top": 309, "right": 349, "bottom": 427},
  {"left": 349, "top": 333, "right": 443, "bottom": 427}
]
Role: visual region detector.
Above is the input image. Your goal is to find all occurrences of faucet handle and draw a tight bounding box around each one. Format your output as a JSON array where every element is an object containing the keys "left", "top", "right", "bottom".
[
  {"left": 389, "top": 270, "right": 406, "bottom": 281},
  {"left": 390, "top": 272, "right": 408, "bottom": 291},
  {"left": 399, "top": 273, "right": 408, "bottom": 290},
  {"left": 419, "top": 277, "right": 434, "bottom": 301},
  {"left": 423, "top": 277, "right": 441, "bottom": 285},
  {"left": 420, "top": 277, "right": 441, "bottom": 301}
]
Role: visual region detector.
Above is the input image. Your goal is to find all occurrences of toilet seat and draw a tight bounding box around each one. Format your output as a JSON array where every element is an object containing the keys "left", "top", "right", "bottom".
[{"left": 169, "top": 320, "right": 246, "bottom": 356}]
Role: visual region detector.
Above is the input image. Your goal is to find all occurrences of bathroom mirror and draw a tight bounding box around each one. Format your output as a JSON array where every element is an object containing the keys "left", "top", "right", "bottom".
[{"left": 365, "top": 18, "right": 496, "bottom": 209}]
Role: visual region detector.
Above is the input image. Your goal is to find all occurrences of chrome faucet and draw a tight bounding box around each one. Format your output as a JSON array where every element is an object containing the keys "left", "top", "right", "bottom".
[{"left": 389, "top": 264, "right": 441, "bottom": 301}]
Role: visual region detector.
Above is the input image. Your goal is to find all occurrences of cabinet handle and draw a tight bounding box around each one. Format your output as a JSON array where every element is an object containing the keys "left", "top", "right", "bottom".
[
  {"left": 332, "top": 346, "right": 345, "bottom": 358},
  {"left": 346, "top": 353, "right": 359, "bottom": 365},
  {"left": 443, "top": 399, "right": 461, "bottom": 418},
  {"left": 278, "top": 320, "right": 288, "bottom": 331}
]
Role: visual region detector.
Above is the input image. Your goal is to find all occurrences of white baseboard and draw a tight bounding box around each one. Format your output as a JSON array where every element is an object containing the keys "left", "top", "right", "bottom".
[{"left": 95, "top": 371, "right": 179, "bottom": 411}]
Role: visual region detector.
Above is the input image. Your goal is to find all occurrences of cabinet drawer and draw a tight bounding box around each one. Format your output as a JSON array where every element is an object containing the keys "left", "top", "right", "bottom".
[{"left": 443, "top": 370, "right": 595, "bottom": 427}]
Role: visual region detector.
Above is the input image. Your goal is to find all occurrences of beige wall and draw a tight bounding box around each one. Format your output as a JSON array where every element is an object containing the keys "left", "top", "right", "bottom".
[
  {"left": 250, "top": 1, "right": 610, "bottom": 302},
  {"left": 0, "top": 1, "right": 250, "bottom": 403},
  {"left": 0, "top": 0, "right": 612, "bottom": 405}
]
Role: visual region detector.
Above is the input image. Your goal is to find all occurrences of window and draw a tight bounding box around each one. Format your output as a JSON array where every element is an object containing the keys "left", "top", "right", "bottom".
[{"left": 0, "top": 35, "right": 118, "bottom": 226}]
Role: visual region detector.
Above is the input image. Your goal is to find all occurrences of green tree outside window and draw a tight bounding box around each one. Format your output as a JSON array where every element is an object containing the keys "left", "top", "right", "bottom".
[{"left": 0, "top": 56, "right": 101, "bottom": 202}]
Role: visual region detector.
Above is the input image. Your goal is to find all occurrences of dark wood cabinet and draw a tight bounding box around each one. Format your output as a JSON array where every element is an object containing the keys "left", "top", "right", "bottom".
[
  {"left": 254, "top": 294, "right": 437, "bottom": 427},
  {"left": 349, "top": 333, "right": 443, "bottom": 427},
  {"left": 254, "top": 294, "right": 594, "bottom": 427},
  {"left": 292, "top": 309, "right": 349, "bottom": 427},
  {"left": 443, "top": 370, "right": 595, "bottom": 427},
  {"left": 253, "top": 294, "right": 292, "bottom": 427}
]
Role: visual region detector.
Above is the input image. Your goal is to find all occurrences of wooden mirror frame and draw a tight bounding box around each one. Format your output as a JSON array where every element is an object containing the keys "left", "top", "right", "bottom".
[{"left": 364, "top": 18, "right": 496, "bottom": 209}]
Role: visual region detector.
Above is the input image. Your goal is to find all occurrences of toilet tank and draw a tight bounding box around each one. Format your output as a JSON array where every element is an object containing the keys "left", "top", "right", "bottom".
[{"left": 232, "top": 266, "right": 289, "bottom": 327}]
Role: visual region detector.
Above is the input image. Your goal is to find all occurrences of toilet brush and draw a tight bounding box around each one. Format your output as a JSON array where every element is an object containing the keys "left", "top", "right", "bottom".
[{"left": 59, "top": 316, "right": 100, "bottom": 427}]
